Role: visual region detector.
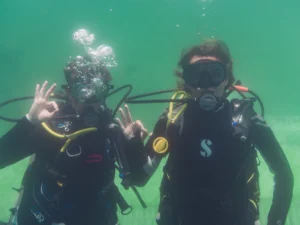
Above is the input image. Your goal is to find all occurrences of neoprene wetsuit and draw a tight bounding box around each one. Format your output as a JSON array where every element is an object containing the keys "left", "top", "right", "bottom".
[
  {"left": 0, "top": 102, "right": 129, "bottom": 225},
  {"left": 125, "top": 98, "right": 294, "bottom": 225}
]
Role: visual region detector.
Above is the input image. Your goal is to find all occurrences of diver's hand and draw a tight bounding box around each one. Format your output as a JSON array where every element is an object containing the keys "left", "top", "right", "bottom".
[
  {"left": 26, "top": 81, "right": 59, "bottom": 125},
  {"left": 116, "top": 104, "right": 148, "bottom": 141}
]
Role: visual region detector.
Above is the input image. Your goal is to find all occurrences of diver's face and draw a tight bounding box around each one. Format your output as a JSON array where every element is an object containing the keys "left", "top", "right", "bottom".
[{"left": 185, "top": 55, "right": 228, "bottom": 98}]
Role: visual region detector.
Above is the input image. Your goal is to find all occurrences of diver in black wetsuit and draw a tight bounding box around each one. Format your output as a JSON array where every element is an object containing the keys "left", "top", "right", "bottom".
[
  {"left": 117, "top": 40, "right": 294, "bottom": 225},
  {"left": 0, "top": 56, "right": 138, "bottom": 225}
]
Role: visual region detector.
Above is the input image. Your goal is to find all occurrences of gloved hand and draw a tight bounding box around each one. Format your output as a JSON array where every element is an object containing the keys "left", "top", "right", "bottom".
[{"left": 26, "top": 81, "right": 59, "bottom": 125}]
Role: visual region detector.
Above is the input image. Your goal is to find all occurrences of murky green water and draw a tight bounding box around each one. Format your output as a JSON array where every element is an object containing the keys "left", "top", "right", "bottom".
[{"left": 0, "top": 0, "right": 299, "bottom": 224}]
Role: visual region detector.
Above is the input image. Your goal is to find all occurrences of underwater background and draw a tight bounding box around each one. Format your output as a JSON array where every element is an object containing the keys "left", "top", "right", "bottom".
[{"left": 0, "top": 0, "right": 299, "bottom": 224}]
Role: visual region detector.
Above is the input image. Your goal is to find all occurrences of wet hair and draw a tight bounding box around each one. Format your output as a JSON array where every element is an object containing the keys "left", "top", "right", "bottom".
[{"left": 174, "top": 39, "right": 235, "bottom": 89}]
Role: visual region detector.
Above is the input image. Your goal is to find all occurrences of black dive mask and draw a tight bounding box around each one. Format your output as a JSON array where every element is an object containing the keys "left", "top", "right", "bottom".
[
  {"left": 70, "top": 77, "right": 109, "bottom": 104},
  {"left": 183, "top": 60, "right": 227, "bottom": 111},
  {"left": 64, "top": 56, "right": 111, "bottom": 104},
  {"left": 182, "top": 60, "right": 227, "bottom": 89}
]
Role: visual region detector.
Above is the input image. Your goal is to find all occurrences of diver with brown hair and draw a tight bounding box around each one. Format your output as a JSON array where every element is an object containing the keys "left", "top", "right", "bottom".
[{"left": 117, "top": 39, "right": 294, "bottom": 225}]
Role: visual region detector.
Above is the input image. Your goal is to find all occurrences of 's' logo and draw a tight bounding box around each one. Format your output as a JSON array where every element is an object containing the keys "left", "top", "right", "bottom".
[{"left": 200, "top": 139, "right": 213, "bottom": 158}]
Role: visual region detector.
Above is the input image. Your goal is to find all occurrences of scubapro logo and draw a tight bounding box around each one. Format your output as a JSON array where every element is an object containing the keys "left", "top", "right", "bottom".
[
  {"left": 200, "top": 139, "right": 213, "bottom": 158},
  {"left": 57, "top": 121, "right": 72, "bottom": 132},
  {"left": 30, "top": 209, "right": 45, "bottom": 224}
]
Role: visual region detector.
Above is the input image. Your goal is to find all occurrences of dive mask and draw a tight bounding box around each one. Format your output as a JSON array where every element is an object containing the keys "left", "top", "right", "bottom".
[
  {"left": 182, "top": 60, "right": 227, "bottom": 89},
  {"left": 70, "top": 78, "right": 109, "bottom": 104},
  {"left": 64, "top": 56, "right": 111, "bottom": 104}
]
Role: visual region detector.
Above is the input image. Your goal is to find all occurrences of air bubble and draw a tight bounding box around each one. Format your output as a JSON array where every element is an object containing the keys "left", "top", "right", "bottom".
[
  {"left": 72, "top": 29, "right": 117, "bottom": 68},
  {"left": 73, "top": 29, "right": 95, "bottom": 46}
]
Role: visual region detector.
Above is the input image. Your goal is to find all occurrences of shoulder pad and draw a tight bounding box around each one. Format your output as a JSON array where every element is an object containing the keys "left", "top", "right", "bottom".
[
  {"left": 231, "top": 98, "right": 254, "bottom": 112},
  {"left": 173, "top": 102, "right": 186, "bottom": 113},
  {"left": 231, "top": 98, "right": 255, "bottom": 123},
  {"left": 231, "top": 98, "right": 256, "bottom": 142},
  {"left": 159, "top": 102, "right": 185, "bottom": 121},
  {"left": 167, "top": 103, "right": 186, "bottom": 124}
]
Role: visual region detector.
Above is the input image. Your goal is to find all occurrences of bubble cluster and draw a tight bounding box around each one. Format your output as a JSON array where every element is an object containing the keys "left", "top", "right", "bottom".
[
  {"left": 86, "top": 45, "right": 117, "bottom": 68},
  {"left": 68, "top": 55, "right": 105, "bottom": 82},
  {"left": 72, "top": 29, "right": 117, "bottom": 68},
  {"left": 73, "top": 29, "right": 95, "bottom": 46}
]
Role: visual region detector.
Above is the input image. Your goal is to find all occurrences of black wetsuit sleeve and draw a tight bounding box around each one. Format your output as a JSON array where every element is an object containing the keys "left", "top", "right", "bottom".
[
  {"left": 0, "top": 116, "right": 51, "bottom": 169},
  {"left": 0, "top": 116, "right": 37, "bottom": 168},
  {"left": 124, "top": 110, "right": 169, "bottom": 187},
  {"left": 250, "top": 114, "right": 294, "bottom": 225}
]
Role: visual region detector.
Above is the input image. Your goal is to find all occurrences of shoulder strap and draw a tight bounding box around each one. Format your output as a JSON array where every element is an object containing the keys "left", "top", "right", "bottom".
[
  {"left": 162, "top": 103, "right": 187, "bottom": 178},
  {"left": 231, "top": 98, "right": 256, "bottom": 142},
  {"left": 165, "top": 102, "right": 186, "bottom": 137}
]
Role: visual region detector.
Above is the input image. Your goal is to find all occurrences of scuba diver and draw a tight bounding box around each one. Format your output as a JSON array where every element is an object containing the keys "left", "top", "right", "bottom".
[
  {"left": 0, "top": 55, "right": 146, "bottom": 225},
  {"left": 116, "top": 39, "right": 294, "bottom": 225}
]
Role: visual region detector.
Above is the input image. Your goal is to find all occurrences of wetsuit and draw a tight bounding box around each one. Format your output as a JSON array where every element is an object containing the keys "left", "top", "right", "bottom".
[
  {"left": 0, "top": 102, "right": 129, "bottom": 225},
  {"left": 126, "top": 98, "right": 294, "bottom": 225}
]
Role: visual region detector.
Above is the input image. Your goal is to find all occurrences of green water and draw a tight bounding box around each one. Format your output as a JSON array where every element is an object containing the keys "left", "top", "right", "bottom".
[{"left": 0, "top": 0, "right": 299, "bottom": 224}]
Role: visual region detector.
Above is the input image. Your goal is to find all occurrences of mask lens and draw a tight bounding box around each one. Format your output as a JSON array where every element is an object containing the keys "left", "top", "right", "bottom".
[
  {"left": 207, "top": 63, "right": 225, "bottom": 84},
  {"left": 71, "top": 83, "right": 95, "bottom": 103},
  {"left": 71, "top": 80, "right": 108, "bottom": 104},
  {"left": 92, "top": 77, "right": 108, "bottom": 99},
  {"left": 183, "top": 61, "right": 226, "bottom": 88}
]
